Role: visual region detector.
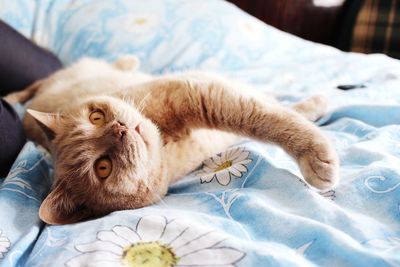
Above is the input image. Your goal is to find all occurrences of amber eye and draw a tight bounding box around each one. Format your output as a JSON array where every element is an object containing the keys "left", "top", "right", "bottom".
[
  {"left": 95, "top": 157, "right": 112, "bottom": 179},
  {"left": 89, "top": 111, "right": 105, "bottom": 126}
]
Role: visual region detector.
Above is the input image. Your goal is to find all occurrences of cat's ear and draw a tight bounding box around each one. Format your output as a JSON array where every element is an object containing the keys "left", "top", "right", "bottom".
[
  {"left": 26, "top": 109, "right": 61, "bottom": 141},
  {"left": 39, "top": 183, "right": 91, "bottom": 225}
]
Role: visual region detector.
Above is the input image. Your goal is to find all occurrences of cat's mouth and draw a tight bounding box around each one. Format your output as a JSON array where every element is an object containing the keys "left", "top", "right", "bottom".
[
  {"left": 132, "top": 122, "right": 148, "bottom": 146},
  {"left": 134, "top": 122, "right": 144, "bottom": 138}
]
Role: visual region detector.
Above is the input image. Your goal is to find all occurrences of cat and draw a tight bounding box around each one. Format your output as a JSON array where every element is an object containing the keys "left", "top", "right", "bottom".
[{"left": 7, "top": 55, "right": 339, "bottom": 225}]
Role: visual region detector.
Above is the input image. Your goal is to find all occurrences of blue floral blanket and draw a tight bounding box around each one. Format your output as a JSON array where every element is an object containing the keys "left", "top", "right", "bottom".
[{"left": 1, "top": 0, "right": 400, "bottom": 266}]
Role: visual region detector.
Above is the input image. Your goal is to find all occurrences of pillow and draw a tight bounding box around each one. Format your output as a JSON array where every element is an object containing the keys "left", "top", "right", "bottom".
[
  {"left": 0, "top": 0, "right": 36, "bottom": 38},
  {"left": 0, "top": 0, "right": 312, "bottom": 76}
]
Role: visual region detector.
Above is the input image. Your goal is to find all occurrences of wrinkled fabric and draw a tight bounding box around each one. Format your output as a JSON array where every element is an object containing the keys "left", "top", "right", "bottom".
[{"left": 0, "top": 1, "right": 400, "bottom": 266}]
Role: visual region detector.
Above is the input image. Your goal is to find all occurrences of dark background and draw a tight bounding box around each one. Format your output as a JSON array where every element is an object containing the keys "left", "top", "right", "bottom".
[{"left": 227, "top": 0, "right": 399, "bottom": 59}]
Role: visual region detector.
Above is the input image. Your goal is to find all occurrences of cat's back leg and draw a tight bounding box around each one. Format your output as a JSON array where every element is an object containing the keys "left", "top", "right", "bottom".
[
  {"left": 292, "top": 95, "right": 328, "bottom": 122},
  {"left": 3, "top": 80, "right": 43, "bottom": 104}
]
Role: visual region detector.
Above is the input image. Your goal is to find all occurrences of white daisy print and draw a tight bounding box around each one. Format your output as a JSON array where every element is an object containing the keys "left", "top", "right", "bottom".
[
  {"left": 197, "top": 147, "right": 252, "bottom": 186},
  {"left": 0, "top": 230, "right": 10, "bottom": 259},
  {"left": 66, "top": 215, "right": 245, "bottom": 267},
  {"left": 122, "top": 14, "right": 160, "bottom": 35}
]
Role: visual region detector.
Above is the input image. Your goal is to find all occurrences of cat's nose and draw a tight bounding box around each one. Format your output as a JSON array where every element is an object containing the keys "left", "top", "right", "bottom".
[{"left": 113, "top": 122, "right": 127, "bottom": 138}]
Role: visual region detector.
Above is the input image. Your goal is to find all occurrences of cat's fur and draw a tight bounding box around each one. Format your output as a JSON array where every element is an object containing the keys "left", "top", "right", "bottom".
[{"left": 9, "top": 56, "right": 339, "bottom": 225}]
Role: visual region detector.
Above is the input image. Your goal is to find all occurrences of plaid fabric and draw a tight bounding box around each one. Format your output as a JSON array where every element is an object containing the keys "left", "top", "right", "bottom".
[{"left": 351, "top": 0, "right": 399, "bottom": 58}]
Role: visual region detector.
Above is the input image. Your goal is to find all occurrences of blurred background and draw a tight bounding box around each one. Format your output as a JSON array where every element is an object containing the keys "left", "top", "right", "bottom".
[{"left": 227, "top": 0, "right": 399, "bottom": 59}]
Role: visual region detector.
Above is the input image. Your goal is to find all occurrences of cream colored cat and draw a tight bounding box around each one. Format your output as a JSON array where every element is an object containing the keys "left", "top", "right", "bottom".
[{"left": 8, "top": 55, "right": 339, "bottom": 225}]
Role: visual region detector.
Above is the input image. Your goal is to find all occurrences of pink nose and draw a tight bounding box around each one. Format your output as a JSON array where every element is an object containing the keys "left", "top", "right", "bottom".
[{"left": 113, "top": 122, "right": 128, "bottom": 137}]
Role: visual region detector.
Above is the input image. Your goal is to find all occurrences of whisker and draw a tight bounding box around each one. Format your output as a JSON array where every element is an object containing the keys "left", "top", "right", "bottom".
[
  {"left": 137, "top": 92, "right": 152, "bottom": 113},
  {"left": 123, "top": 92, "right": 130, "bottom": 103}
]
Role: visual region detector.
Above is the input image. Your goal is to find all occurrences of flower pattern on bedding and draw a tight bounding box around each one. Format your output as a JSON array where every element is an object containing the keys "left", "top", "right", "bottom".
[
  {"left": 116, "top": 14, "right": 160, "bottom": 35},
  {"left": 66, "top": 215, "right": 245, "bottom": 267},
  {"left": 0, "top": 230, "right": 10, "bottom": 259},
  {"left": 197, "top": 147, "right": 252, "bottom": 186}
]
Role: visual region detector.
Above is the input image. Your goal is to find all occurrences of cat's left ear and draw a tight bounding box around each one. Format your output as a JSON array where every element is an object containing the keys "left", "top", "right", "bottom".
[
  {"left": 26, "top": 109, "right": 61, "bottom": 141},
  {"left": 39, "top": 182, "right": 91, "bottom": 225}
]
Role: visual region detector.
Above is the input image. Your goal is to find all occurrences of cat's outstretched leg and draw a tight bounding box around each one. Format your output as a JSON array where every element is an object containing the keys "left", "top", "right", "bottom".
[{"left": 134, "top": 78, "right": 339, "bottom": 189}]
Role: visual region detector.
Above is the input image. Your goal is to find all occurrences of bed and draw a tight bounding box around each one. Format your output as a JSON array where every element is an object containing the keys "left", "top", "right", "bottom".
[{"left": 1, "top": 0, "right": 400, "bottom": 266}]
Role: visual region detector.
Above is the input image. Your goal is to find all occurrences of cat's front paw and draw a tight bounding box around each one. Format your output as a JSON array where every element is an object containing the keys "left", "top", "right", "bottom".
[{"left": 298, "top": 142, "right": 339, "bottom": 190}]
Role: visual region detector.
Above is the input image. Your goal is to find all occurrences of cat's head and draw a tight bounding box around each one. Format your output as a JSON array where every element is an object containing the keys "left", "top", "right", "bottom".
[{"left": 29, "top": 95, "right": 167, "bottom": 225}]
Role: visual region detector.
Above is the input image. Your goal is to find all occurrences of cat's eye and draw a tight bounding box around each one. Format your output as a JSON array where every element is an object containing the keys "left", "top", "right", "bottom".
[
  {"left": 89, "top": 111, "right": 105, "bottom": 126},
  {"left": 95, "top": 157, "right": 112, "bottom": 179}
]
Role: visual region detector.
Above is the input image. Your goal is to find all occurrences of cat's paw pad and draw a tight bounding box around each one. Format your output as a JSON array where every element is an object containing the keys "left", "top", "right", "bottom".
[{"left": 298, "top": 145, "right": 339, "bottom": 190}]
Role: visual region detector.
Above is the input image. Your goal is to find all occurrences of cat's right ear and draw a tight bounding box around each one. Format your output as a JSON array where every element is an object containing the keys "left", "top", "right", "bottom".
[{"left": 26, "top": 109, "right": 61, "bottom": 141}]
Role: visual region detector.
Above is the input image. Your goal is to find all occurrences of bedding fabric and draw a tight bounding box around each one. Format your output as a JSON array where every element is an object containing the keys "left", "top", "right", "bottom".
[{"left": 1, "top": 0, "right": 400, "bottom": 266}]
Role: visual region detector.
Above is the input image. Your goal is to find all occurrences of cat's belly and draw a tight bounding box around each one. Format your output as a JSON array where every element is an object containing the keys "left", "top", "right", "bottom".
[{"left": 163, "top": 129, "right": 240, "bottom": 183}]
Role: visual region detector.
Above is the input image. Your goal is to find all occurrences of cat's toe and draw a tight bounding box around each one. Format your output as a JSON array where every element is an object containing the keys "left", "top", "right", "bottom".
[{"left": 298, "top": 147, "right": 339, "bottom": 190}]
